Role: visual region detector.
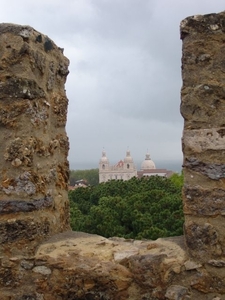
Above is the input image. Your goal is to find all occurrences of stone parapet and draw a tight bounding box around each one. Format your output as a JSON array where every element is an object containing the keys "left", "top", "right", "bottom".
[
  {"left": 181, "top": 11, "right": 225, "bottom": 263},
  {"left": 0, "top": 23, "right": 71, "bottom": 257},
  {"left": 2, "top": 13, "right": 225, "bottom": 298}
]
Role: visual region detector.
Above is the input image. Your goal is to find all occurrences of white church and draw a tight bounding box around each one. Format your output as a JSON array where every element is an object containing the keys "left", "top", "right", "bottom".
[{"left": 99, "top": 150, "right": 173, "bottom": 183}]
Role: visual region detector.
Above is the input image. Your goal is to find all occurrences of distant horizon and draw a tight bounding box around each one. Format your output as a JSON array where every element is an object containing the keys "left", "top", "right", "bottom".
[{"left": 69, "top": 159, "right": 183, "bottom": 173}]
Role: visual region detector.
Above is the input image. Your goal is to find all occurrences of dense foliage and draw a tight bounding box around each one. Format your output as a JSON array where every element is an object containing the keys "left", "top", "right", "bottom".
[
  {"left": 69, "top": 169, "right": 99, "bottom": 186},
  {"left": 69, "top": 174, "right": 184, "bottom": 240}
]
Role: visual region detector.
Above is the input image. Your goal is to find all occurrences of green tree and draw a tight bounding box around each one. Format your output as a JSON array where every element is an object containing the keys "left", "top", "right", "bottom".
[
  {"left": 169, "top": 172, "right": 184, "bottom": 189},
  {"left": 69, "top": 169, "right": 99, "bottom": 186},
  {"left": 69, "top": 175, "right": 184, "bottom": 240},
  {"left": 70, "top": 200, "right": 86, "bottom": 231}
]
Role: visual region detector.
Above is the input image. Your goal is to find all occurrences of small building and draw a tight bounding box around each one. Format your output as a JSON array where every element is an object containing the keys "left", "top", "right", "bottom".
[
  {"left": 137, "top": 152, "right": 173, "bottom": 178},
  {"left": 68, "top": 179, "right": 88, "bottom": 190}
]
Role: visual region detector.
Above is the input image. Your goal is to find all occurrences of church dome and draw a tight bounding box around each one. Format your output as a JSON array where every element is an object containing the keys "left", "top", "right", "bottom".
[
  {"left": 124, "top": 150, "right": 134, "bottom": 163},
  {"left": 141, "top": 152, "right": 156, "bottom": 170},
  {"left": 100, "top": 150, "right": 109, "bottom": 163}
]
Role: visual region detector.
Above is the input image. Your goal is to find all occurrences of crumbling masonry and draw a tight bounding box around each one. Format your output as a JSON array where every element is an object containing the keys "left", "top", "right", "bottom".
[
  {"left": 1, "top": 12, "right": 225, "bottom": 300},
  {"left": 181, "top": 12, "right": 225, "bottom": 264},
  {"left": 0, "top": 24, "right": 70, "bottom": 260}
]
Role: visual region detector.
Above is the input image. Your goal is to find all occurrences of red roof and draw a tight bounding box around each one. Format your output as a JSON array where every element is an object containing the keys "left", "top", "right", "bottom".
[{"left": 115, "top": 160, "right": 124, "bottom": 167}]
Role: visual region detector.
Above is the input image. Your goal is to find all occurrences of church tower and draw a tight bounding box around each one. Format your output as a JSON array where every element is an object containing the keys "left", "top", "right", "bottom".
[
  {"left": 99, "top": 150, "right": 109, "bottom": 183},
  {"left": 123, "top": 150, "right": 135, "bottom": 170}
]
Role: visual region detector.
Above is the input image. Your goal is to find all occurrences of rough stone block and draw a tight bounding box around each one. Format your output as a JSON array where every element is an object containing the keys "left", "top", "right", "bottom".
[{"left": 181, "top": 11, "right": 225, "bottom": 263}]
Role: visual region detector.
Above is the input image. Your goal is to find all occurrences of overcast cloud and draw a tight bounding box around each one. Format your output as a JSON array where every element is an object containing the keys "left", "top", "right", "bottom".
[{"left": 1, "top": 1, "right": 224, "bottom": 171}]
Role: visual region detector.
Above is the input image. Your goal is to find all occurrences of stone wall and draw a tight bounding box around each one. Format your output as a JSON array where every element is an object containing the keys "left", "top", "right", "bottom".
[
  {"left": 0, "top": 23, "right": 71, "bottom": 258},
  {"left": 1, "top": 14, "right": 225, "bottom": 299},
  {"left": 181, "top": 11, "right": 225, "bottom": 264}
]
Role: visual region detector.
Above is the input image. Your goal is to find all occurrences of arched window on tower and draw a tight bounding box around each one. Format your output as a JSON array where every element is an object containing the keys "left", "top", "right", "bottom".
[
  {"left": 102, "top": 164, "right": 105, "bottom": 169},
  {"left": 127, "top": 164, "right": 130, "bottom": 169}
]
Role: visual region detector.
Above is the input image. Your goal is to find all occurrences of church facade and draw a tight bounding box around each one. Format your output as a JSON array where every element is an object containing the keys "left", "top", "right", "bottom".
[
  {"left": 99, "top": 150, "right": 173, "bottom": 183},
  {"left": 99, "top": 150, "right": 137, "bottom": 183}
]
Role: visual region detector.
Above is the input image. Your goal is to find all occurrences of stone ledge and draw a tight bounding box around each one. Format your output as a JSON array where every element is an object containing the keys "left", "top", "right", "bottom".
[
  {"left": 1, "top": 232, "right": 225, "bottom": 299},
  {"left": 34, "top": 232, "right": 188, "bottom": 299}
]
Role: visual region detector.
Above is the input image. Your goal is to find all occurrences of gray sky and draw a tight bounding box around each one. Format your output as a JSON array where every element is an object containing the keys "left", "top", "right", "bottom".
[{"left": 1, "top": 1, "right": 224, "bottom": 171}]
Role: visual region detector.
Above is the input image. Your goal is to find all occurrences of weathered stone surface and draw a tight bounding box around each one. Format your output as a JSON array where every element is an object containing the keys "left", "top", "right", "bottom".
[
  {"left": 183, "top": 185, "right": 225, "bottom": 215},
  {"left": 165, "top": 285, "right": 190, "bottom": 300},
  {"left": 0, "top": 196, "right": 53, "bottom": 214},
  {"left": 184, "top": 259, "right": 202, "bottom": 271},
  {"left": 181, "top": 11, "right": 225, "bottom": 270},
  {"left": 0, "top": 232, "right": 214, "bottom": 299},
  {"left": 208, "top": 260, "right": 225, "bottom": 267},
  {"left": 180, "top": 84, "right": 225, "bottom": 130},
  {"left": 183, "top": 158, "right": 225, "bottom": 180},
  {"left": 31, "top": 232, "right": 189, "bottom": 299},
  {"left": 183, "top": 128, "right": 225, "bottom": 153},
  {"left": 32, "top": 266, "right": 51, "bottom": 275},
  {"left": 184, "top": 220, "right": 222, "bottom": 260},
  {"left": 0, "top": 23, "right": 70, "bottom": 258},
  {"left": 0, "top": 216, "right": 50, "bottom": 244}
]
